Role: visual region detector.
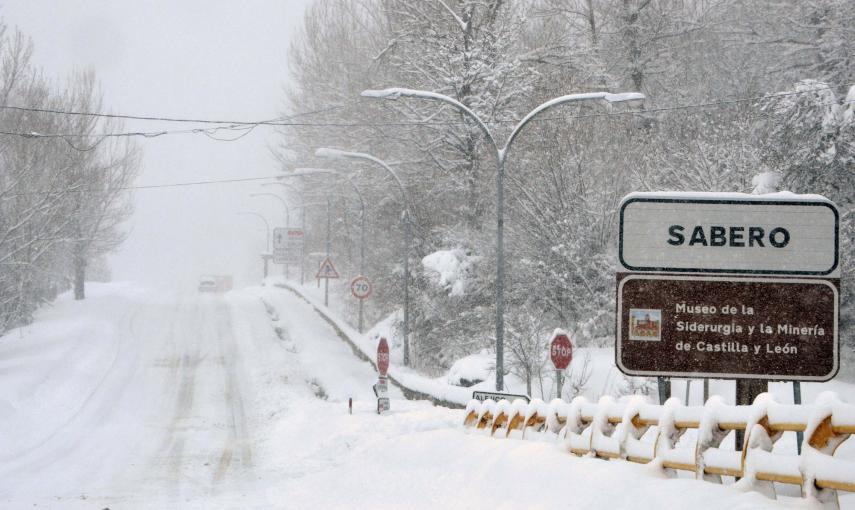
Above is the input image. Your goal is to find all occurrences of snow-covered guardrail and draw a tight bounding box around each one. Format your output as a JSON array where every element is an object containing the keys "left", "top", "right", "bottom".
[{"left": 463, "top": 392, "right": 855, "bottom": 506}]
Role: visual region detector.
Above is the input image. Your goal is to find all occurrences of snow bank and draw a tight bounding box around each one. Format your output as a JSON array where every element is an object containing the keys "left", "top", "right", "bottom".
[
  {"left": 446, "top": 349, "right": 492, "bottom": 386},
  {"left": 421, "top": 248, "right": 479, "bottom": 297}
]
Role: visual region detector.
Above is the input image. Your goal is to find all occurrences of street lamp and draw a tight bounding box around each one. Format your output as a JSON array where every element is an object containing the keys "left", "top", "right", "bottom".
[
  {"left": 290, "top": 168, "right": 368, "bottom": 329},
  {"left": 250, "top": 192, "right": 291, "bottom": 227},
  {"left": 362, "top": 87, "right": 644, "bottom": 390},
  {"left": 315, "top": 148, "right": 413, "bottom": 366},
  {"left": 236, "top": 211, "right": 271, "bottom": 279}
]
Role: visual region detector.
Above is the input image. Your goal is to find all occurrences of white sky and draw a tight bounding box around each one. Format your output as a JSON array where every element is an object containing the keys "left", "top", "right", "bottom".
[{"left": 1, "top": 0, "right": 313, "bottom": 289}]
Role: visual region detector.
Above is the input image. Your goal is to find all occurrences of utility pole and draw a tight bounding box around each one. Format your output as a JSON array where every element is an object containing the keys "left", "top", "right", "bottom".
[{"left": 325, "top": 196, "right": 331, "bottom": 307}]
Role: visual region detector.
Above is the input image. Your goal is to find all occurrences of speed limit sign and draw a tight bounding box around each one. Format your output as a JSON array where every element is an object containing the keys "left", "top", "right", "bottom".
[{"left": 351, "top": 275, "right": 372, "bottom": 299}]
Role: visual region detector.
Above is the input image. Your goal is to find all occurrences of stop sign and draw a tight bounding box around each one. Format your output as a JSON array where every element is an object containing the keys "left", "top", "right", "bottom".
[
  {"left": 550, "top": 333, "right": 573, "bottom": 370},
  {"left": 377, "top": 337, "right": 390, "bottom": 376}
]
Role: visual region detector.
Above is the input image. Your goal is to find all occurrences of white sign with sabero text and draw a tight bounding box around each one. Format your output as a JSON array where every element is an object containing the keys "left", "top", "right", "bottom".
[{"left": 619, "top": 193, "right": 839, "bottom": 276}]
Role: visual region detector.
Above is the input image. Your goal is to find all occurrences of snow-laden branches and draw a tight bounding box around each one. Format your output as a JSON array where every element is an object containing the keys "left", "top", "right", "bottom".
[{"left": 0, "top": 26, "right": 140, "bottom": 331}]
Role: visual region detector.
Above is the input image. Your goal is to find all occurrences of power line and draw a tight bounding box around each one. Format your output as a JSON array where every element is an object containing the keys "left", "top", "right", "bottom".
[
  {"left": 0, "top": 84, "right": 850, "bottom": 142},
  {"left": 1, "top": 174, "right": 286, "bottom": 198},
  {"left": 0, "top": 102, "right": 347, "bottom": 127}
]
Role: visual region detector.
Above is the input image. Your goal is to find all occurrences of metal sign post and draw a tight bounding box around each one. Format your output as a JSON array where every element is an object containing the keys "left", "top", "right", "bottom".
[{"left": 376, "top": 337, "right": 390, "bottom": 414}]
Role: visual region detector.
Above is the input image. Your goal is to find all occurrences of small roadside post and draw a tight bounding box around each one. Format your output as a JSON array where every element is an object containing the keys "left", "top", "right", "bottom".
[
  {"left": 550, "top": 330, "right": 573, "bottom": 399},
  {"left": 375, "top": 337, "right": 390, "bottom": 414}
]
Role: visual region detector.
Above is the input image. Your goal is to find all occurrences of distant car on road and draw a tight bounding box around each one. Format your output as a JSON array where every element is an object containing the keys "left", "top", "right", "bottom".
[
  {"left": 198, "top": 275, "right": 233, "bottom": 293},
  {"left": 198, "top": 276, "right": 218, "bottom": 292}
]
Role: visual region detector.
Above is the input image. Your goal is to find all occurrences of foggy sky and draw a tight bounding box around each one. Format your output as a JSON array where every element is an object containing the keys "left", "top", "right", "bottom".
[{"left": 1, "top": 0, "right": 312, "bottom": 289}]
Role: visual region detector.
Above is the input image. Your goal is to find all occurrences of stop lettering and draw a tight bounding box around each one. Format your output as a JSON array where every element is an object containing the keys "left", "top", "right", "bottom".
[{"left": 550, "top": 333, "right": 573, "bottom": 370}]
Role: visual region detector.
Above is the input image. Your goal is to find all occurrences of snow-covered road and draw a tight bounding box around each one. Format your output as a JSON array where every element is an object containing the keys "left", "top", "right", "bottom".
[
  {"left": 0, "top": 284, "right": 398, "bottom": 508},
  {"left": 0, "top": 283, "right": 850, "bottom": 509}
]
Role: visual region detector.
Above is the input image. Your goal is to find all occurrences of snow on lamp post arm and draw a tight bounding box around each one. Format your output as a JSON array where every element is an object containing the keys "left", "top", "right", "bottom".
[
  {"left": 503, "top": 91, "right": 646, "bottom": 157},
  {"left": 249, "top": 193, "right": 291, "bottom": 227},
  {"left": 292, "top": 167, "right": 365, "bottom": 222},
  {"left": 314, "top": 147, "right": 411, "bottom": 222},
  {"left": 361, "top": 88, "right": 499, "bottom": 156},
  {"left": 236, "top": 211, "right": 270, "bottom": 251}
]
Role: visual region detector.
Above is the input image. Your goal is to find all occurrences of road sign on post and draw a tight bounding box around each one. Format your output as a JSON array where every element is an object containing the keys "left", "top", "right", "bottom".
[
  {"left": 273, "top": 227, "right": 304, "bottom": 265},
  {"left": 316, "top": 257, "right": 340, "bottom": 279},
  {"left": 616, "top": 192, "right": 841, "bottom": 408},
  {"left": 377, "top": 337, "right": 390, "bottom": 376},
  {"left": 550, "top": 332, "right": 573, "bottom": 370},
  {"left": 351, "top": 275, "right": 372, "bottom": 335},
  {"left": 471, "top": 391, "right": 530, "bottom": 403},
  {"left": 351, "top": 276, "right": 372, "bottom": 299},
  {"left": 550, "top": 331, "right": 573, "bottom": 399},
  {"left": 375, "top": 337, "right": 390, "bottom": 414}
]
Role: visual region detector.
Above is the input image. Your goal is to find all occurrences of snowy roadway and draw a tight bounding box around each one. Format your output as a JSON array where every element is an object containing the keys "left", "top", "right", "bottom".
[{"left": 0, "top": 283, "right": 848, "bottom": 509}]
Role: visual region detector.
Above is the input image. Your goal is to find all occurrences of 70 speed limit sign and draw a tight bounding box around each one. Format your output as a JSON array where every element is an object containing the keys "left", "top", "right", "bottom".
[{"left": 351, "top": 276, "right": 372, "bottom": 299}]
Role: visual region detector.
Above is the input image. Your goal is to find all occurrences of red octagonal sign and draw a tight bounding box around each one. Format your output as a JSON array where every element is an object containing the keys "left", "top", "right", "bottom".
[
  {"left": 377, "top": 337, "right": 390, "bottom": 376},
  {"left": 550, "top": 333, "right": 573, "bottom": 370}
]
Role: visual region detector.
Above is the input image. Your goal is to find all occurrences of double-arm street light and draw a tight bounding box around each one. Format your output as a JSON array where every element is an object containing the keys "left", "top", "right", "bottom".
[
  {"left": 362, "top": 88, "right": 644, "bottom": 390},
  {"left": 315, "top": 147, "right": 413, "bottom": 366},
  {"left": 236, "top": 211, "right": 271, "bottom": 278}
]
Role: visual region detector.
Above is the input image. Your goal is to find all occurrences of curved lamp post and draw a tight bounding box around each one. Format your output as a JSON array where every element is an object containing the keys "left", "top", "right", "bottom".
[
  {"left": 315, "top": 147, "right": 413, "bottom": 366},
  {"left": 361, "top": 87, "right": 644, "bottom": 390},
  {"left": 236, "top": 211, "right": 271, "bottom": 279},
  {"left": 250, "top": 192, "right": 291, "bottom": 227}
]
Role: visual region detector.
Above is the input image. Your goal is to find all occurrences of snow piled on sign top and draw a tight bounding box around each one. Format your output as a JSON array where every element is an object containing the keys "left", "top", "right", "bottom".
[
  {"left": 621, "top": 190, "right": 833, "bottom": 203},
  {"left": 421, "top": 248, "right": 479, "bottom": 297},
  {"left": 751, "top": 171, "right": 782, "bottom": 194}
]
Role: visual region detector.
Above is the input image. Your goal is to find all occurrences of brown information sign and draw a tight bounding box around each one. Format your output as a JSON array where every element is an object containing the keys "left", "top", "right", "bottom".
[{"left": 616, "top": 274, "right": 838, "bottom": 381}]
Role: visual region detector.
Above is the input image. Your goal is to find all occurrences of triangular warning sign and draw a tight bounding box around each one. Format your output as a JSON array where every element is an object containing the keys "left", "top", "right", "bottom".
[{"left": 316, "top": 257, "right": 340, "bottom": 279}]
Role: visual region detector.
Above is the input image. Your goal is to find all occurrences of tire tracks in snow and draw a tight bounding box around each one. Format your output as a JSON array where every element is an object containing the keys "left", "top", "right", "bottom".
[{"left": 212, "top": 298, "right": 253, "bottom": 483}]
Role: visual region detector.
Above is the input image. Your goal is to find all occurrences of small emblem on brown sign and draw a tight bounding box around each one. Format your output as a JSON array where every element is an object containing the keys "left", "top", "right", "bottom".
[{"left": 629, "top": 309, "right": 662, "bottom": 341}]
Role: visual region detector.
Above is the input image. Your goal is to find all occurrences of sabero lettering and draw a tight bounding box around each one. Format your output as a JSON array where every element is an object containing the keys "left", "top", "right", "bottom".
[{"left": 667, "top": 225, "right": 790, "bottom": 248}]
